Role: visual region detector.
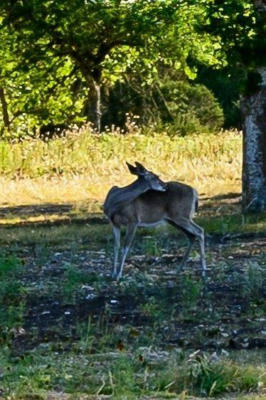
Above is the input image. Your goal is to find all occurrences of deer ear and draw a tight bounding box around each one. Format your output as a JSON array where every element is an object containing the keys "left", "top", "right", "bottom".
[
  {"left": 126, "top": 162, "right": 138, "bottom": 175},
  {"left": 135, "top": 162, "right": 146, "bottom": 173}
]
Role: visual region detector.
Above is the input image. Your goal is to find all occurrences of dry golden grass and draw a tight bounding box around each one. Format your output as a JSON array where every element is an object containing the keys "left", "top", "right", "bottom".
[{"left": 0, "top": 128, "right": 242, "bottom": 209}]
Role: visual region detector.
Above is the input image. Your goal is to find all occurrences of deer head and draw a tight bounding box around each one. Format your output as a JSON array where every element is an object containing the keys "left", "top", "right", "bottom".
[{"left": 126, "top": 161, "right": 167, "bottom": 192}]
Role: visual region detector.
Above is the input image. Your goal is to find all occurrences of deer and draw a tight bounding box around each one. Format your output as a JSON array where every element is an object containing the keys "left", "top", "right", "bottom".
[{"left": 103, "top": 161, "right": 206, "bottom": 280}]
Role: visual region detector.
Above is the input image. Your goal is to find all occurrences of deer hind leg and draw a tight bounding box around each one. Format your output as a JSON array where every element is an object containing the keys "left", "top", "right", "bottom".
[
  {"left": 112, "top": 225, "right": 121, "bottom": 278},
  {"left": 180, "top": 232, "right": 196, "bottom": 270},
  {"left": 170, "top": 218, "right": 206, "bottom": 277},
  {"left": 116, "top": 223, "right": 137, "bottom": 281}
]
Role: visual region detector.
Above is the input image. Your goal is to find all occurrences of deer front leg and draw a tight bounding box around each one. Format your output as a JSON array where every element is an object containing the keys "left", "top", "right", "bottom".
[
  {"left": 112, "top": 225, "right": 121, "bottom": 279},
  {"left": 116, "top": 223, "right": 137, "bottom": 281}
]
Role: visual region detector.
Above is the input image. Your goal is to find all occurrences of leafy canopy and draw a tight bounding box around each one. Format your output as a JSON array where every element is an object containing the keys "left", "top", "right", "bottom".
[{"left": 0, "top": 0, "right": 262, "bottom": 133}]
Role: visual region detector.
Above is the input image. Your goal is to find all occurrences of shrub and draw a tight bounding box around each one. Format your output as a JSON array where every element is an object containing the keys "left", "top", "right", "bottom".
[
  {"left": 158, "top": 78, "right": 224, "bottom": 133},
  {"left": 104, "top": 76, "right": 224, "bottom": 135}
]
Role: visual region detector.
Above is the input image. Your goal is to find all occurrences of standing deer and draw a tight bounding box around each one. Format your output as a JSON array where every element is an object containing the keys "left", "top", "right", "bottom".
[{"left": 104, "top": 162, "right": 206, "bottom": 280}]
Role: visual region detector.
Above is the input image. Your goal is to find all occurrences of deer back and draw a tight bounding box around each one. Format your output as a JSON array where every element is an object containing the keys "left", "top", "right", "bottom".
[{"left": 111, "top": 181, "right": 198, "bottom": 227}]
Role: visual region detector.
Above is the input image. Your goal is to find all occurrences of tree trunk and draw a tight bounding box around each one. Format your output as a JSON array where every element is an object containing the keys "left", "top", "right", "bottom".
[
  {"left": 242, "top": 67, "right": 266, "bottom": 212},
  {"left": 0, "top": 86, "right": 10, "bottom": 132},
  {"left": 93, "top": 79, "right": 102, "bottom": 132}
]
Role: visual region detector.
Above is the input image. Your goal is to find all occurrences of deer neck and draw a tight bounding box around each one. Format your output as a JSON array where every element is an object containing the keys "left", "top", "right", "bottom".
[
  {"left": 113, "top": 178, "right": 150, "bottom": 205},
  {"left": 128, "top": 177, "right": 150, "bottom": 196},
  {"left": 104, "top": 178, "right": 150, "bottom": 218}
]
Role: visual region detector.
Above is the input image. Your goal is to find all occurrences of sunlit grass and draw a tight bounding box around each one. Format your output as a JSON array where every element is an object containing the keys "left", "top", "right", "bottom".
[{"left": 0, "top": 128, "right": 241, "bottom": 208}]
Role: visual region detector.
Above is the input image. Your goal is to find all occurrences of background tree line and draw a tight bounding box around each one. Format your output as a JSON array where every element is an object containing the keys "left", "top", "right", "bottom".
[
  {"left": 0, "top": 0, "right": 259, "bottom": 135},
  {"left": 0, "top": 0, "right": 265, "bottom": 211}
]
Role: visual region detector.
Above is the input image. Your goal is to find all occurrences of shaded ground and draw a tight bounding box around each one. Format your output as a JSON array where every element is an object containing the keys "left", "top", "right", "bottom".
[
  {"left": 6, "top": 235, "right": 266, "bottom": 356},
  {"left": 0, "top": 193, "right": 266, "bottom": 399},
  {"left": 0, "top": 192, "right": 242, "bottom": 225}
]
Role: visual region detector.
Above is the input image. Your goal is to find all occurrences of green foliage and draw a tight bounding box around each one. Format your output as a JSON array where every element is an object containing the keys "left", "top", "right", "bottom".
[
  {"left": 105, "top": 77, "right": 224, "bottom": 134},
  {"left": 2, "top": 0, "right": 213, "bottom": 134},
  {"left": 0, "top": 23, "right": 85, "bottom": 136},
  {"left": 159, "top": 79, "right": 224, "bottom": 134},
  {"left": 108, "top": 356, "right": 140, "bottom": 398},
  {"left": 196, "top": 66, "right": 245, "bottom": 128},
  {"left": 1, "top": 0, "right": 253, "bottom": 135}
]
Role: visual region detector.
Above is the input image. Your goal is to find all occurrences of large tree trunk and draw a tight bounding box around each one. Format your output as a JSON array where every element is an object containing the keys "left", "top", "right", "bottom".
[
  {"left": 242, "top": 67, "right": 266, "bottom": 212},
  {"left": 0, "top": 86, "right": 10, "bottom": 132}
]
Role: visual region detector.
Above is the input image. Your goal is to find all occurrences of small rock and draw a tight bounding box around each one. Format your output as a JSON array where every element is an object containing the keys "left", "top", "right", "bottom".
[
  {"left": 86, "top": 294, "right": 96, "bottom": 300},
  {"left": 221, "top": 332, "right": 229, "bottom": 338}
]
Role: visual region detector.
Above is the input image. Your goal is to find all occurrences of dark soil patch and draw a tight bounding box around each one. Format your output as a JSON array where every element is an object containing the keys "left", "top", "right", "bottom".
[
  {"left": 1, "top": 195, "right": 266, "bottom": 359},
  {"left": 4, "top": 233, "right": 265, "bottom": 358}
]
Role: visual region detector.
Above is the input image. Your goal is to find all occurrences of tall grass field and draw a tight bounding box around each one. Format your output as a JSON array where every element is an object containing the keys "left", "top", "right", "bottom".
[{"left": 0, "top": 128, "right": 242, "bottom": 207}]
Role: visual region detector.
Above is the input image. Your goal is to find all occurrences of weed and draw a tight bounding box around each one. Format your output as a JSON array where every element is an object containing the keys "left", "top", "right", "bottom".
[
  {"left": 243, "top": 262, "right": 266, "bottom": 304},
  {"left": 140, "top": 297, "right": 162, "bottom": 319},
  {"left": 0, "top": 255, "right": 22, "bottom": 278},
  {"left": 141, "top": 236, "right": 162, "bottom": 257},
  {"left": 186, "top": 353, "right": 262, "bottom": 396},
  {"left": 62, "top": 263, "right": 99, "bottom": 302},
  {"left": 107, "top": 355, "right": 140, "bottom": 398},
  {"left": 76, "top": 317, "right": 95, "bottom": 353},
  {"left": 180, "top": 275, "right": 203, "bottom": 310}
]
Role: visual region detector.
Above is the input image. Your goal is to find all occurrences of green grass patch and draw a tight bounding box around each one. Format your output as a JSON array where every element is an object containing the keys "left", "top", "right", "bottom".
[
  {"left": 0, "top": 347, "right": 265, "bottom": 399},
  {"left": 0, "top": 256, "right": 27, "bottom": 332},
  {"left": 199, "top": 212, "right": 266, "bottom": 236}
]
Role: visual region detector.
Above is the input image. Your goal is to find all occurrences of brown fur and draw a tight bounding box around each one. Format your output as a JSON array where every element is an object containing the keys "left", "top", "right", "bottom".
[{"left": 104, "top": 162, "right": 206, "bottom": 280}]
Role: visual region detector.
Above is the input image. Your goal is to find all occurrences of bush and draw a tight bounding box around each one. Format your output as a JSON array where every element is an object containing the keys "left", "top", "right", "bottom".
[
  {"left": 104, "top": 77, "right": 224, "bottom": 135},
  {"left": 158, "top": 78, "right": 224, "bottom": 134}
]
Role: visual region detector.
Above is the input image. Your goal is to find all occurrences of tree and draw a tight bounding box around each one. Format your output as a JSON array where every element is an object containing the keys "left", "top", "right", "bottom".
[
  {"left": 242, "top": 1, "right": 266, "bottom": 212},
  {"left": 199, "top": 0, "right": 266, "bottom": 212},
  {"left": 0, "top": 0, "right": 223, "bottom": 132},
  {"left": 0, "top": 19, "right": 88, "bottom": 136}
]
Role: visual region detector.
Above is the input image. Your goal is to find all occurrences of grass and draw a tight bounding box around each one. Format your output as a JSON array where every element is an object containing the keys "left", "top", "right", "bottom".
[
  {"left": 1, "top": 210, "right": 266, "bottom": 251},
  {"left": 0, "top": 344, "right": 265, "bottom": 399},
  {"left": 0, "top": 128, "right": 241, "bottom": 208},
  {"left": 0, "top": 219, "right": 266, "bottom": 399},
  {"left": 1, "top": 127, "right": 266, "bottom": 399}
]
